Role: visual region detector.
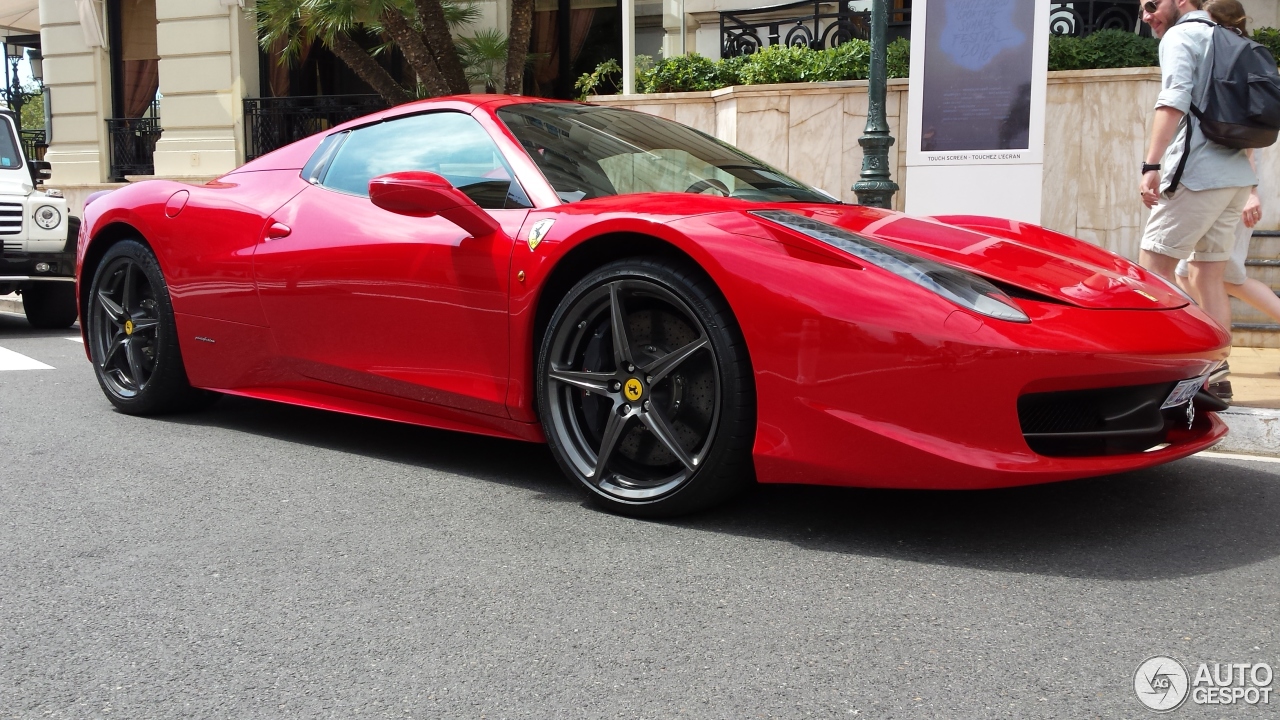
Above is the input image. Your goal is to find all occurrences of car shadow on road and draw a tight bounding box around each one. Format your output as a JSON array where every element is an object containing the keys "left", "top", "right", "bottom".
[
  {"left": 173, "top": 394, "right": 1279, "bottom": 582},
  {"left": 684, "top": 459, "right": 1280, "bottom": 581},
  {"left": 0, "top": 311, "right": 79, "bottom": 338}
]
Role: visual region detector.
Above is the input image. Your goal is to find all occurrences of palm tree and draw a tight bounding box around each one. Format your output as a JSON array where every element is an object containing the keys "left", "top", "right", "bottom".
[{"left": 255, "top": 0, "right": 536, "bottom": 102}]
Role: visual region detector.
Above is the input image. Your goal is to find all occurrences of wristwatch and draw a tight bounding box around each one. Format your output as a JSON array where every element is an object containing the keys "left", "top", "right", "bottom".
[{"left": 1142, "top": 162, "right": 1162, "bottom": 174}]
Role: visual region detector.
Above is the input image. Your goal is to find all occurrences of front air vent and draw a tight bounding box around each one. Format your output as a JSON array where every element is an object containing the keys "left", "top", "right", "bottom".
[
  {"left": 1018, "top": 380, "right": 1217, "bottom": 456},
  {"left": 0, "top": 202, "right": 21, "bottom": 236}
]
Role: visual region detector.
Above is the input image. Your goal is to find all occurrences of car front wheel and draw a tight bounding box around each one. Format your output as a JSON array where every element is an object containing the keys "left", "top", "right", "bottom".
[{"left": 537, "top": 258, "right": 755, "bottom": 517}]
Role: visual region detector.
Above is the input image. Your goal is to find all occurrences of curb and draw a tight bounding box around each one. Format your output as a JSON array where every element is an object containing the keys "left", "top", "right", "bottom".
[
  {"left": 0, "top": 293, "right": 21, "bottom": 316},
  {"left": 1216, "top": 406, "right": 1280, "bottom": 456}
]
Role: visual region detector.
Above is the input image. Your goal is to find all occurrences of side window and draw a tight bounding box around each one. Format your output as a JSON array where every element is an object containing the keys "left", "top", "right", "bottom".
[{"left": 320, "top": 112, "right": 531, "bottom": 209}]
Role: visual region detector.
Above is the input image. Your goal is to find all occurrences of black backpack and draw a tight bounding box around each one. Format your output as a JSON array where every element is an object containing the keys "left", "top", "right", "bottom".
[{"left": 1170, "top": 18, "right": 1280, "bottom": 190}]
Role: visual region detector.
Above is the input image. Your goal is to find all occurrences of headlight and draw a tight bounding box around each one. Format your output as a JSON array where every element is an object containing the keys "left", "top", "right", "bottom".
[
  {"left": 33, "top": 205, "right": 61, "bottom": 230},
  {"left": 753, "top": 210, "right": 1030, "bottom": 323}
]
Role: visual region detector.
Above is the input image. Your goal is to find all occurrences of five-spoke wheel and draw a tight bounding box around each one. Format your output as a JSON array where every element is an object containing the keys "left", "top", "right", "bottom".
[
  {"left": 538, "top": 259, "right": 754, "bottom": 516},
  {"left": 87, "top": 240, "right": 211, "bottom": 414}
]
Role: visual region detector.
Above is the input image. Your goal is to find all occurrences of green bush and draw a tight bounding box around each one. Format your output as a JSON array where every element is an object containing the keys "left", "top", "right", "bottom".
[
  {"left": 886, "top": 37, "right": 910, "bottom": 78},
  {"left": 583, "top": 26, "right": 1280, "bottom": 97},
  {"left": 1254, "top": 27, "right": 1280, "bottom": 62},
  {"left": 1048, "top": 29, "right": 1158, "bottom": 71},
  {"left": 638, "top": 53, "right": 722, "bottom": 93}
]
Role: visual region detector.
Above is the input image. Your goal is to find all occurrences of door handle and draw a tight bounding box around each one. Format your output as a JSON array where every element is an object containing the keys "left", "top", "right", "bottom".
[{"left": 265, "top": 222, "right": 292, "bottom": 240}]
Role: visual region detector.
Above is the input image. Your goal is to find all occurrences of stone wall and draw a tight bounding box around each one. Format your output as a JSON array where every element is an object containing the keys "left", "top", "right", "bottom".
[{"left": 591, "top": 67, "right": 1280, "bottom": 259}]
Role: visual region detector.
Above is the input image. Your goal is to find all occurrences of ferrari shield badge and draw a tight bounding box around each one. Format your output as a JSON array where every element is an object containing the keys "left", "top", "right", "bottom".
[{"left": 528, "top": 219, "right": 554, "bottom": 251}]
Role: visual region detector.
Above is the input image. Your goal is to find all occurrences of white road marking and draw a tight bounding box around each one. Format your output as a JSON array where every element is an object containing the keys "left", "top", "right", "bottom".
[
  {"left": 1195, "top": 450, "right": 1280, "bottom": 464},
  {"left": 64, "top": 337, "right": 83, "bottom": 343},
  {"left": 0, "top": 346, "right": 53, "bottom": 371}
]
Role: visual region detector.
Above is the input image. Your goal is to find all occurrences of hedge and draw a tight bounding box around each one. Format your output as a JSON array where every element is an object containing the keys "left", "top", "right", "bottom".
[{"left": 578, "top": 28, "right": 1280, "bottom": 99}]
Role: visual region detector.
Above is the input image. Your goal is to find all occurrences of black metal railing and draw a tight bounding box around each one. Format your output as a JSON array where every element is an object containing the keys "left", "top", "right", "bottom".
[
  {"left": 19, "top": 129, "right": 45, "bottom": 161},
  {"left": 721, "top": 1, "right": 912, "bottom": 58},
  {"left": 243, "top": 95, "right": 388, "bottom": 162},
  {"left": 106, "top": 117, "right": 162, "bottom": 180},
  {"left": 720, "top": 1, "right": 1145, "bottom": 58},
  {"left": 1049, "top": 1, "right": 1148, "bottom": 37}
]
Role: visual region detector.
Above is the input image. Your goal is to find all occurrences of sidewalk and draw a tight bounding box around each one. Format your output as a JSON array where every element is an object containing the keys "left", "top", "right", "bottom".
[{"left": 1212, "top": 347, "right": 1280, "bottom": 456}]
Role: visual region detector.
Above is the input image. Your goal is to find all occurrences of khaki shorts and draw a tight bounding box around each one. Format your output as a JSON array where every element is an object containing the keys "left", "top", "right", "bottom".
[
  {"left": 1141, "top": 185, "right": 1252, "bottom": 262},
  {"left": 1175, "top": 215, "right": 1250, "bottom": 284}
]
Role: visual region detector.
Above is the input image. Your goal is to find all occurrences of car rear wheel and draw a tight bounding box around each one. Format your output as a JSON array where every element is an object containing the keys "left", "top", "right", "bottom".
[
  {"left": 23, "top": 283, "right": 78, "bottom": 329},
  {"left": 537, "top": 258, "right": 755, "bottom": 517},
  {"left": 86, "top": 240, "right": 213, "bottom": 414}
]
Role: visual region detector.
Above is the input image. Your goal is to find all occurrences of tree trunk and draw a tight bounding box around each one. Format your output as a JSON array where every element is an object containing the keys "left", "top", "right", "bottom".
[
  {"left": 380, "top": 8, "right": 450, "bottom": 97},
  {"left": 503, "top": 0, "right": 534, "bottom": 94},
  {"left": 329, "top": 32, "right": 413, "bottom": 105},
  {"left": 413, "top": 0, "right": 471, "bottom": 94}
]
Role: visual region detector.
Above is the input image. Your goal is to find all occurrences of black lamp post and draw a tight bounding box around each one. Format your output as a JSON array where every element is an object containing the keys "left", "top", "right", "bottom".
[
  {"left": 852, "top": 0, "right": 899, "bottom": 209},
  {"left": 2, "top": 43, "right": 37, "bottom": 131}
]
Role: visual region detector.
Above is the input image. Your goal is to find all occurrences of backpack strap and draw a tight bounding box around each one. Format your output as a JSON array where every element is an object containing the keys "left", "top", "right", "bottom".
[
  {"left": 1166, "top": 110, "right": 1196, "bottom": 194},
  {"left": 1164, "top": 17, "right": 1216, "bottom": 194}
]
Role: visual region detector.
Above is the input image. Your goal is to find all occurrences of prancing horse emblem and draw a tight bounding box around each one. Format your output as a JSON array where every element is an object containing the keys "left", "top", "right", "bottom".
[{"left": 527, "top": 218, "right": 555, "bottom": 251}]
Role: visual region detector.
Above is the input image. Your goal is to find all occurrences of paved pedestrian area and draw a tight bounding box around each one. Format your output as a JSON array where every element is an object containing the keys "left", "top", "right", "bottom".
[{"left": 1225, "top": 347, "right": 1280, "bottom": 410}]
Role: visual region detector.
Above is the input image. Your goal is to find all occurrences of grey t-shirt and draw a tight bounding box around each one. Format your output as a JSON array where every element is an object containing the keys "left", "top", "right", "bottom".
[{"left": 1156, "top": 10, "right": 1257, "bottom": 192}]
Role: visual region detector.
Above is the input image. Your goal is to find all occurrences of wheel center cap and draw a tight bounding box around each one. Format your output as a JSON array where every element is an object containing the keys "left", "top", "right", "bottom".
[
  {"left": 124, "top": 319, "right": 134, "bottom": 335},
  {"left": 623, "top": 377, "right": 644, "bottom": 402}
]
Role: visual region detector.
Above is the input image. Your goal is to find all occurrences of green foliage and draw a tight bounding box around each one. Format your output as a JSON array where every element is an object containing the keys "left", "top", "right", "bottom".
[
  {"left": 457, "top": 28, "right": 507, "bottom": 92},
  {"left": 638, "top": 53, "right": 723, "bottom": 93},
  {"left": 1048, "top": 29, "right": 1158, "bottom": 71},
  {"left": 20, "top": 91, "right": 43, "bottom": 131},
  {"left": 575, "top": 58, "right": 622, "bottom": 99},
  {"left": 886, "top": 37, "right": 910, "bottom": 78},
  {"left": 1254, "top": 27, "right": 1280, "bottom": 62}
]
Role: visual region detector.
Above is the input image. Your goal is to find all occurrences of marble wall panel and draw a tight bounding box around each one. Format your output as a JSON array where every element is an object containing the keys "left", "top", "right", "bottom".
[
  {"left": 1042, "top": 81, "right": 1083, "bottom": 239},
  {"left": 674, "top": 101, "right": 717, "bottom": 135},
  {"left": 715, "top": 97, "right": 738, "bottom": 145},
  {"left": 1068, "top": 78, "right": 1157, "bottom": 256},
  {"left": 733, "top": 94, "right": 791, "bottom": 171},
  {"left": 788, "top": 92, "right": 845, "bottom": 199}
]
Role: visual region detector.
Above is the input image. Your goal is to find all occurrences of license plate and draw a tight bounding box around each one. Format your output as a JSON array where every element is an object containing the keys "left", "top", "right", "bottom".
[{"left": 1161, "top": 375, "right": 1208, "bottom": 409}]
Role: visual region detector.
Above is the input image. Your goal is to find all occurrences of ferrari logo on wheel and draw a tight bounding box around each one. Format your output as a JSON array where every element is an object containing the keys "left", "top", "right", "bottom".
[
  {"left": 624, "top": 378, "right": 643, "bottom": 401},
  {"left": 124, "top": 319, "right": 134, "bottom": 335}
]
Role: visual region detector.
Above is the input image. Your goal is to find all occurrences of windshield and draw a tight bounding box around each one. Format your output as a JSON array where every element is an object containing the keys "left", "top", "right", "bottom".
[
  {"left": 496, "top": 103, "right": 835, "bottom": 204},
  {"left": 0, "top": 116, "right": 23, "bottom": 171}
]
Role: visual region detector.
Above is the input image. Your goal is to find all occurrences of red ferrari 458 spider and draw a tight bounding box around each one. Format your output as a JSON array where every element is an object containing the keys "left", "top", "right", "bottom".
[{"left": 76, "top": 95, "right": 1230, "bottom": 516}]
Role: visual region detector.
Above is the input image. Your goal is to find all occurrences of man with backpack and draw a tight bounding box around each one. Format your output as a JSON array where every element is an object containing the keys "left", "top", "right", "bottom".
[{"left": 1138, "top": 0, "right": 1258, "bottom": 335}]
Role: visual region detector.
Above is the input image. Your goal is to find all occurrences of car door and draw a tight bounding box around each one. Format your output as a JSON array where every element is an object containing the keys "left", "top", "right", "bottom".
[{"left": 253, "top": 111, "right": 532, "bottom": 418}]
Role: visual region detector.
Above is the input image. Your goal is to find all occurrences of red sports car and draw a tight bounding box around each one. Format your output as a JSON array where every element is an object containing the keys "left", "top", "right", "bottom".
[{"left": 76, "top": 95, "right": 1230, "bottom": 516}]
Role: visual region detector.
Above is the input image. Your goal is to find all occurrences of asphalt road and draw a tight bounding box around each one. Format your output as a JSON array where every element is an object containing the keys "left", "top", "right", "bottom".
[{"left": 1, "top": 311, "right": 1277, "bottom": 719}]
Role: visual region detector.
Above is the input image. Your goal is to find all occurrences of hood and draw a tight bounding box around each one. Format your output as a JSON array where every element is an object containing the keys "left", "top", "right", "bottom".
[{"left": 736, "top": 205, "right": 1187, "bottom": 311}]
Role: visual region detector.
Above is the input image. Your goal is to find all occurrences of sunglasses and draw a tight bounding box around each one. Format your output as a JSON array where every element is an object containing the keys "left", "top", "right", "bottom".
[{"left": 1143, "top": 0, "right": 1160, "bottom": 12}]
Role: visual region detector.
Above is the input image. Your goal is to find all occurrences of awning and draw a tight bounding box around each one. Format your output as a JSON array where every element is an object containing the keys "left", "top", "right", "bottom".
[{"left": 0, "top": 1, "right": 40, "bottom": 37}]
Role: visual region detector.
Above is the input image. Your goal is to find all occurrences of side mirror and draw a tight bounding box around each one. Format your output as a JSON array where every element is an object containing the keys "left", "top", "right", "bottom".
[
  {"left": 369, "top": 171, "right": 501, "bottom": 238},
  {"left": 28, "top": 160, "right": 51, "bottom": 184}
]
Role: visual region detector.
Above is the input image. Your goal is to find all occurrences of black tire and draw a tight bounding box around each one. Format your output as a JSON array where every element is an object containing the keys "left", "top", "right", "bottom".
[
  {"left": 85, "top": 240, "right": 214, "bottom": 414},
  {"left": 537, "top": 257, "right": 755, "bottom": 517},
  {"left": 23, "top": 283, "right": 79, "bottom": 329}
]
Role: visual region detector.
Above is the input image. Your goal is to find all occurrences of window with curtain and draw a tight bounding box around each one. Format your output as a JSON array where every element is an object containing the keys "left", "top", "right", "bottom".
[{"left": 115, "top": 0, "right": 158, "bottom": 118}]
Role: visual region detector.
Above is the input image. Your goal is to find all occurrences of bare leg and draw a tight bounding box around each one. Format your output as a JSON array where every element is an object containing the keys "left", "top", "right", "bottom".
[
  {"left": 1188, "top": 260, "right": 1232, "bottom": 330},
  {"left": 1175, "top": 273, "right": 1201, "bottom": 304},
  {"left": 1139, "top": 250, "right": 1180, "bottom": 282},
  {"left": 1227, "top": 278, "right": 1280, "bottom": 324}
]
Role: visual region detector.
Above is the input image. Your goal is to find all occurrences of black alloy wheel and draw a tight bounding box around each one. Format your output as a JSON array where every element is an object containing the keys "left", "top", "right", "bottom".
[
  {"left": 87, "top": 240, "right": 212, "bottom": 414},
  {"left": 538, "top": 258, "right": 755, "bottom": 517}
]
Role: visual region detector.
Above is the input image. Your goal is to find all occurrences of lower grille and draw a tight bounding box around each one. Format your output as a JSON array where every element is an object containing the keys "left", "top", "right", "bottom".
[
  {"left": 0, "top": 202, "right": 21, "bottom": 236},
  {"left": 1018, "top": 380, "right": 1214, "bottom": 457}
]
